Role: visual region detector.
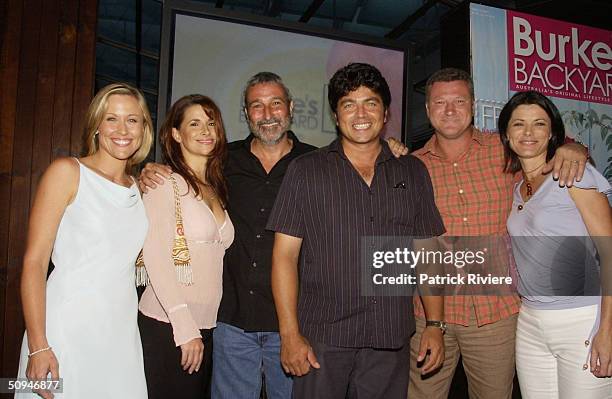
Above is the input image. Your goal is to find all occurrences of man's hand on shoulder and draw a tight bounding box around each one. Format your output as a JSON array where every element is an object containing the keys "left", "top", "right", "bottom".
[
  {"left": 543, "top": 142, "right": 588, "bottom": 187},
  {"left": 386, "top": 137, "right": 409, "bottom": 158},
  {"left": 138, "top": 162, "right": 172, "bottom": 193}
]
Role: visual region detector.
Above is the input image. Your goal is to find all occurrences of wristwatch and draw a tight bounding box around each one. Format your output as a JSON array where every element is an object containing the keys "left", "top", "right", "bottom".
[{"left": 425, "top": 320, "right": 447, "bottom": 334}]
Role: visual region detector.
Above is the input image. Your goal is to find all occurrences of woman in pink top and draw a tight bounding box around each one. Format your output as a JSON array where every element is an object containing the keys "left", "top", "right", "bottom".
[{"left": 138, "top": 95, "right": 234, "bottom": 399}]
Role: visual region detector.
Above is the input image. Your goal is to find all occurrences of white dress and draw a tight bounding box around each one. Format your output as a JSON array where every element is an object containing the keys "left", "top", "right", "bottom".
[{"left": 16, "top": 160, "right": 148, "bottom": 398}]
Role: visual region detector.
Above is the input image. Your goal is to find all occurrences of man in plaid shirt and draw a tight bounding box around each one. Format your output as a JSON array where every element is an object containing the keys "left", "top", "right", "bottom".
[{"left": 408, "top": 68, "right": 588, "bottom": 399}]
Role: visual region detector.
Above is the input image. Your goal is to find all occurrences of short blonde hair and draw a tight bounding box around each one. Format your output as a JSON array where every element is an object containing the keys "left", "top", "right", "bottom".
[{"left": 83, "top": 83, "right": 154, "bottom": 169}]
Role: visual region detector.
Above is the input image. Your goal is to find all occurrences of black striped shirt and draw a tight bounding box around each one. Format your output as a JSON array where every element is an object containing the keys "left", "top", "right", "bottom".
[{"left": 267, "top": 138, "right": 445, "bottom": 348}]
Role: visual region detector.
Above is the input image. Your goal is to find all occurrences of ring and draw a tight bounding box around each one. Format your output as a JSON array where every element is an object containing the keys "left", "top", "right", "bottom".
[{"left": 572, "top": 160, "right": 579, "bottom": 163}]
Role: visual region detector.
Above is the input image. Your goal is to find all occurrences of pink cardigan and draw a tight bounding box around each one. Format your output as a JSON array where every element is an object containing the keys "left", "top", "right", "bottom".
[{"left": 139, "top": 173, "right": 234, "bottom": 346}]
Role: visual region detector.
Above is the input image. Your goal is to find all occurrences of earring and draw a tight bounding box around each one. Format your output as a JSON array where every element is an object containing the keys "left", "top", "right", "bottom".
[{"left": 94, "top": 130, "right": 99, "bottom": 136}]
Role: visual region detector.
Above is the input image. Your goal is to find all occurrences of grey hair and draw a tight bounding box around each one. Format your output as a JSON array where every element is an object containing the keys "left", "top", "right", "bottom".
[{"left": 242, "top": 72, "right": 292, "bottom": 108}]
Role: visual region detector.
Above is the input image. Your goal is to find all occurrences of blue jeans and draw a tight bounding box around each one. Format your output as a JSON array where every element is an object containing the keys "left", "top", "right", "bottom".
[{"left": 211, "top": 322, "right": 292, "bottom": 399}]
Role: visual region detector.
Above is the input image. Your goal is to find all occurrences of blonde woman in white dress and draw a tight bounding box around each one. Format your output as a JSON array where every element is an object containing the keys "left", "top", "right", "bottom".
[{"left": 16, "top": 83, "right": 153, "bottom": 398}]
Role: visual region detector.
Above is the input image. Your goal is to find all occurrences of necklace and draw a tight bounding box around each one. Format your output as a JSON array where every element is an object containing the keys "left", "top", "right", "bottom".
[
  {"left": 524, "top": 180, "right": 534, "bottom": 198},
  {"left": 523, "top": 159, "right": 547, "bottom": 175},
  {"left": 521, "top": 160, "right": 546, "bottom": 203}
]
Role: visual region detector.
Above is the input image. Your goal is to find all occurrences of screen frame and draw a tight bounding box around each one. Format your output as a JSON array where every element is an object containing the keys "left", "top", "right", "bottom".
[{"left": 157, "top": 0, "right": 413, "bottom": 158}]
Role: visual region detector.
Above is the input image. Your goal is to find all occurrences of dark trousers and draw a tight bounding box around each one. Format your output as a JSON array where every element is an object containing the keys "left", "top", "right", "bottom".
[
  {"left": 138, "top": 312, "right": 214, "bottom": 399},
  {"left": 292, "top": 339, "right": 410, "bottom": 399}
]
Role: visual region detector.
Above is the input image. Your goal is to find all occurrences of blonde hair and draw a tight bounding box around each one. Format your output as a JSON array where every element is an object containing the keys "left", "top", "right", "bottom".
[{"left": 83, "top": 83, "right": 154, "bottom": 169}]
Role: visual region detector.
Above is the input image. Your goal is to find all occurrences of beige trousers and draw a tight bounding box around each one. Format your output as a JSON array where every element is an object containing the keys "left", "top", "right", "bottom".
[{"left": 408, "top": 309, "right": 518, "bottom": 399}]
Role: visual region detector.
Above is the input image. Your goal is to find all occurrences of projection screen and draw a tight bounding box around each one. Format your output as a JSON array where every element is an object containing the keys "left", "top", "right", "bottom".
[{"left": 157, "top": 0, "right": 410, "bottom": 157}]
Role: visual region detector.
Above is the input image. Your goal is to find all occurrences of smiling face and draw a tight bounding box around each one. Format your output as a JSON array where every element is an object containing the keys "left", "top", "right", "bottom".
[
  {"left": 334, "top": 85, "right": 387, "bottom": 145},
  {"left": 97, "top": 94, "right": 144, "bottom": 161},
  {"left": 426, "top": 80, "right": 473, "bottom": 141},
  {"left": 245, "top": 82, "right": 293, "bottom": 145},
  {"left": 172, "top": 104, "right": 218, "bottom": 162},
  {"left": 506, "top": 104, "right": 552, "bottom": 163}
]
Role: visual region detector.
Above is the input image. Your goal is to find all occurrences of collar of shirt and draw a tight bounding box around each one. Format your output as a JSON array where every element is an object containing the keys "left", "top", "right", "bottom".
[
  {"left": 228, "top": 130, "right": 314, "bottom": 175},
  {"left": 324, "top": 137, "right": 394, "bottom": 165},
  {"left": 416, "top": 127, "right": 494, "bottom": 159}
]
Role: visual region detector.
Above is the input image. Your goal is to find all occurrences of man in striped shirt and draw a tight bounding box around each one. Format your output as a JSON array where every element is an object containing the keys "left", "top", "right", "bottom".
[
  {"left": 268, "top": 63, "right": 446, "bottom": 398},
  {"left": 139, "top": 71, "right": 411, "bottom": 399},
  {"left": 409, "top": 68, "right": 588, "bottom": 399}
]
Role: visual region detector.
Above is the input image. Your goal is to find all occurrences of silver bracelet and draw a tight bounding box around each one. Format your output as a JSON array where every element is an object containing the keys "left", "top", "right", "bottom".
[{"left": 28, "top": 346, "right": 52, "bottom": 358}]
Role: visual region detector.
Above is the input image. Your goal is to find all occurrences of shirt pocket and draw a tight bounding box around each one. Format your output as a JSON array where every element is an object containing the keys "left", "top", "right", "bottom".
[{"left": 386, "top": 189, "right": 417, "bottom": 235}]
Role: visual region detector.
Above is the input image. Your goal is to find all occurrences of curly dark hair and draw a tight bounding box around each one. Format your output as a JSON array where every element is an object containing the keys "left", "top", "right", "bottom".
[
  {"left": 159, "top": 94, "right": 228, "bottom": 206},
  {"left": 328, "top": 63, "right": 391, "bottom": 114},
  {"left": 498, "top": 90, "right": 566, "bottom": 174}
]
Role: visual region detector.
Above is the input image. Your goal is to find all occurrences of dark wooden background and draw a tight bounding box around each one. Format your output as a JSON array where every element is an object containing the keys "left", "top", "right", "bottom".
[{"left": 0, "top": 0, "right": 98, "bottom": 381}]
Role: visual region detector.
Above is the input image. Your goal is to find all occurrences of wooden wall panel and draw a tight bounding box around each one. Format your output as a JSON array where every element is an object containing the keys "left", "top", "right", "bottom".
[
  {"left": 3, "top": 1, "right": 42, "bottom": 375},
  {"left": 51, "top": 0, "right": 80, "bottom": 160},
  {"left": 0, "top": 0, "right": 98, "bottom": 378},
  {"left": 71, "top": 0, "right": 98, "bottom": 157},
  {"left": 30, "top": 0, "right": 60, "bottom": 205},
  {"left": 0, "top": 0, "right": 23, "bottom": 374},
  {"left": 5, "top": 0, "right": 43, "bottom": 378}
]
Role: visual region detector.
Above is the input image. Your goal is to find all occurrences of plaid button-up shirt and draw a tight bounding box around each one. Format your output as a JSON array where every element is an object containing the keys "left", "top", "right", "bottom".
[{"left": 413, "top": 128, "right": 521, "bottom": 326}]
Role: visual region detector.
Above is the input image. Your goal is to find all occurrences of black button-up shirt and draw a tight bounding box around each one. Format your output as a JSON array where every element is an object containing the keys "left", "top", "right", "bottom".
[
  {"left": 217, "top": 131, "right": 316, "bottom": 331},
  {"left": 266, "top": 138, "right": 445, "bottom": 348}
]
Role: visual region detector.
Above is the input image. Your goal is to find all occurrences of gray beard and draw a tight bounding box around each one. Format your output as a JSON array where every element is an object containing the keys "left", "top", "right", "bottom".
[
  {"left": 252, "top": 129, "right": 288, "bottom": 146},
  {"left": 249, "top": 117, "right": 291, "bottom": 146}
]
